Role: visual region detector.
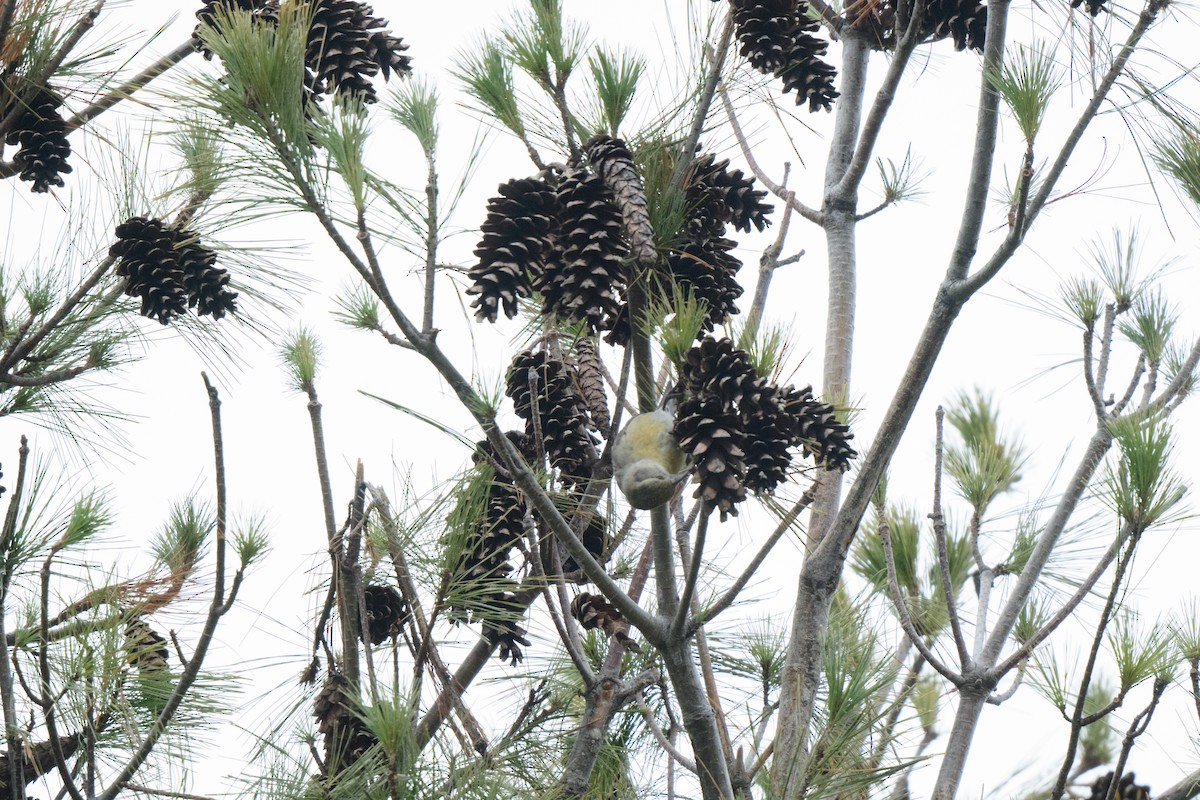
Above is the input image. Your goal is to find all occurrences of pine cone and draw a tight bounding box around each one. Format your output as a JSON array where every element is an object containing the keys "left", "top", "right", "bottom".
[
  {"left": 731, "top": 0, "right": 839, "bottom": 112},
  {"left": 506, "top": 349, "right": 598, "bottom": 486},
  {"left": 741, "top": 381, "right": 795, "bottom": 493},
  {"left": 124, "top": 619, "right": 169, "bottom": 674},
  {"left": 3, "top": 87, "right": 72, "bottom": 193},
  {"left": 559, "top": 510, "right": 610, "bottom": 576},
  {"left": 481, "top": 592, "right": 532, "bottom": 666},
  {"left": 777, "top": 35, "right": 840, "bottom": 111},
  {"left": 571, "top": 337, "right": 611, "bottom": 437},
  {"left": 870, "top": 0, "right": 987, "bottom": 51},
  {"left": 1069, "top": 0, "right": 1108, "bottom": 16},
  {"left": 927, "top": 0, "right": 987, "bottom": 51},
  {"left": 570, "top": 592, "right": 640, "bottom": 652},
  {"left": 780, "top": 385, "right": 857, "bottom": 471},
  {"left": 667, "top": 238, "right": 744, "bottom": 332},
  {"left": 1087, "top": 771, "right": 1151, "bottom": 800},
  {"left": 585, "top": 134, "right": 656, "bottom": 267},
  {"left": 689, "top": 153, "right": 773, "bottom": 234},
  {"left": 679, "top": 336, "right": 759, "bottom": 407},
  {"left": 538, "top": 168, "right": 628, "bottom": 336},
  {"left": 0, "top": 734, "right": 81, "bottom": 794},
  {"left": 110, "top": 218, "right": 235, "bottom": 324},
  {"left": 193, "top": 0, "right": 277, "bottom": 58},
  {"left": 473, "top": 430, "right": 538, "bottom": 477},
  {"left": 675, "top": 393, "right": 748, "bottom": 520},
  {"left": 362, "top": 584, "right": 408, "bottom": 645},
  {"left": 453, "top": 477, "right": 526, "bottom": 587},
  {"left": 305, "top": 0, "right": 409, "bottom": 102},
  {"left": 313, "top": 671, "right": 376, "bottom": 773},
  {"left": 110, "top": 217, "right": 189, "bottom": 324},
  {"left": 467, "top": 176, "right": 558, "bottom": 322},
  {"left": 175, "top": 234, "right": 238, "bottom": 319}
]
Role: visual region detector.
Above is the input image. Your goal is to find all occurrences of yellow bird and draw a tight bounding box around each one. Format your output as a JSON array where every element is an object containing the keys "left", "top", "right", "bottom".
[{"left": 612, "top": 409, "right": 690, "bottom": 509}]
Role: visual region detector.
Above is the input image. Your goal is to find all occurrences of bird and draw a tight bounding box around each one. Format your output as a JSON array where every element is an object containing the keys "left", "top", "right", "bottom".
[{"left": 611, "top": 408, "right": 691, "bottom": 509}]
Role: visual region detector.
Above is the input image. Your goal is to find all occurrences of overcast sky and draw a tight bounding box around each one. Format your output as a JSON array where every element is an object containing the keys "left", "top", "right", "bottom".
[{"left": 3, "top": 0, "right": 1199, "bottom": 796}]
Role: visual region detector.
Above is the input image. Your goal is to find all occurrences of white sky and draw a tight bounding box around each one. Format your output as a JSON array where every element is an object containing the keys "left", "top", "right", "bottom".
[{"left": 2, "top": 0, "right": 1199, "bottom": 797}]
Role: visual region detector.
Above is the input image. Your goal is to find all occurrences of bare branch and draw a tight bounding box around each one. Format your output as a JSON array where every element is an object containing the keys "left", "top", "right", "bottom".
[
  {"left": 672, "top": 507, "right": 711, "bottom": 637},
  {"left": 668, "top": 14, "right": 734, "bottom": 195},
  {"left": 698, "top": 481, "right": 819, "bottom": 629},
  {"left": 877, "top": 502, "right": 962, "bottom": 685},
  {"left": 932, "top": 406, "right": 971, "bottom": 669},
  {"left": 66, "top": 41, "right": 196, "bottom": 131},
  {"left": 718, "top": 82, "right": 823, "bottom": 225},
  {"left": 638, "top": 699, "right": 697, "bottom": 774}
]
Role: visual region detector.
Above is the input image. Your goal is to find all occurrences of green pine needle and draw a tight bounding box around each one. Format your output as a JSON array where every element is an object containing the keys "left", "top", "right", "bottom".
[
  {"left": 233, "top": 516, "right": 271, "bottom": 568},
  {"left": 653, "top": 285, "right": 709, "bottom": 368},
  {"left": 1117, "top": 288, "right": 1177, "bottom": 367},
  {"left": 987, "top": 44, "right": 1061, "bottom": 143},
  {"left": 280, "top": 327, "right": 322, "bottom": 393},
  {"left": 1151, "top": 124, "right": 1200, "bottom": 207},
  {"left": 944, "top": 389, "right": 1026, "bottom": 516},
  {"left": 589, "top": 49, "right": 644, "bottom": 136},
  {"left": 332, "top": 283, "right": 382, "bottom": 331},
  {"left": 388, "top": 77, "right": 439, "bottom": 155},
  {"left": 61, "top": 492, "right": 113, "bottom": 549},
  {"left": 1109, "top": 614, "right": 1174, "bottom": 690},
  {"left": 1060, "top": 275, "right": 1103, "bottom": 329},
  {"left": 308, "top": 95, "right": 372, "bottom": 211},
  {"left": 151, "top": 497, "right": 213, "bottom": 574},
  {"left": 1103, "top": 412, "right": 1187, "bottom": 532},
  {"left": 1013, "top": 598, "right": 1048, "bottom": 647},
  {"left": 875, "top": 146, "right": 928, "bottom": 204},
  {"left": 1090, "top": 227, "right": 1144, "bottom": 312},
  {"left": 195, "top": 2, "right": 313, "bottom": 148},
  {"left": 455, "top": 40, "right": 525, "bottom": 136}
]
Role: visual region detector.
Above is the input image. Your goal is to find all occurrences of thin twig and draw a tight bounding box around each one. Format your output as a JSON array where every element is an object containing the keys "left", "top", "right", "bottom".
[
  {"left": 527, "top": 518, "right": 595, "bottom": 687},
  {"left": 878, "top": 502, "right": 961, "bottom": 686},
  {"left": 986, "top": 658, "right": 1026, "bottom": 705},
  {"left": 953, "top": 0, "right": 1170, "bottom": 296},
  {"left": 745, "top": 165, "right": 795, "bottom": 339},
  {"left": 421, "top": 145, "right": 438, "bottom": 335},
  {"left": 1048, "top": 534, "right": 1139, "bottom": 800},
  {"left": 932, "top": 406, "right": 971, "bottom": 669},
  {"left": 1083, "top": 323, "right": 1106, "bottom": 416},
  {"left": 667, "top": 14, "right": 734, "bottom": 195},
  {"left": 672, "top": 507, "right": 710, "bottom": 637},
  {"left": 718, "top": 82, "right": 822, "bottom": 225},
  {"left": 638, "top": 699, "right": 697, "bottom": 773},
  {"left": 1103, "top": 678, "right": 1168, "bottom": 800},
  {"left": 697, "top": 482, "right": 819, "bottom": 629},
  {"left": 66, "top": 41, "right": 196, "bottom": 131}
]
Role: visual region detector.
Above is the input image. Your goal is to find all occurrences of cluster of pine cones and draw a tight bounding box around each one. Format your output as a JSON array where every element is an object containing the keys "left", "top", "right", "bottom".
[
  {"left": 2, "top": 85, "right": 72, "bottom": 193},
  {"left": 1086, "top": 772, "right": 1151, "bottom": 800},
  {"left": 194, "top": 0, "right": 411, "bottom": 105},
  {"left": 675, "top": 336, "right": 856, "bottom": 519},
  {"left": 443, "top": 342, "right": 616, "bottom": 666},
  {"left": 729, "top": 0, "right": 839, "bottom": 111},
  {"left": 109, "top": 216, "right": 238, "bottom": 324},
  {"left": 467, "top": 134, "right": 771, "bottom": 340}
]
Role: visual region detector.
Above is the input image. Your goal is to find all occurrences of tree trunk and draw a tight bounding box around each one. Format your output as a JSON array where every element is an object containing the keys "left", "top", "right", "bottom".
[
  {"left": 661, "top": 639, "right": 735, "bottom": 799},
  {"left": 770, "top": 29, "right": 872, "bottom": 798}
]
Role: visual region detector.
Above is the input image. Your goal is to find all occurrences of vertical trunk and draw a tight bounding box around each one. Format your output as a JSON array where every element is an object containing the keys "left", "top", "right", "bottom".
[
  {"left": 560, "top": 677, "right": 622, "bottom": 797},
  {"left": 661, "top": 639, "right": 735, "bottom": 800},
  {"left": 931, "top": 686, "right": 989, "bottom": 800},
  {"left": 771, "top": 30, "right": 872, "bottom": 799}
]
